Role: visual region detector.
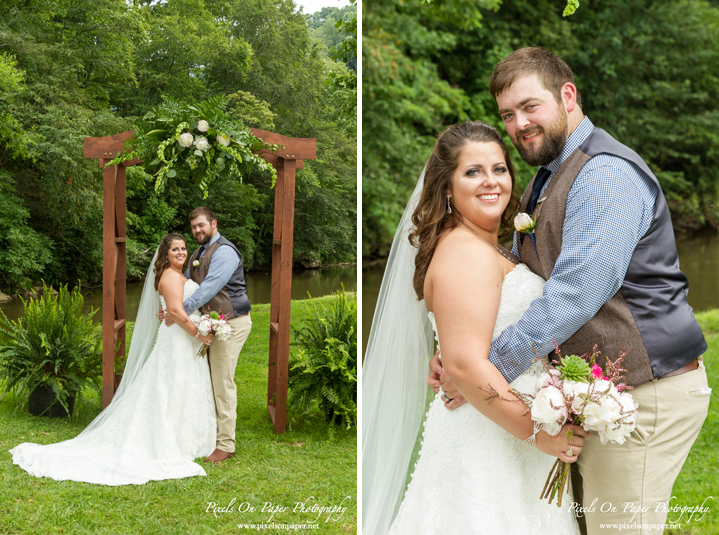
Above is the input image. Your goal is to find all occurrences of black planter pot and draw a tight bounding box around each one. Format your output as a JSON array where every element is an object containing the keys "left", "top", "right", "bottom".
[{"left": 28, "top": 384, "right": 75, "bottom": 418}]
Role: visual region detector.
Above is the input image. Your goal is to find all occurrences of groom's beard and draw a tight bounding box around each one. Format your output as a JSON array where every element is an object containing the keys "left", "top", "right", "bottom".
[
  {"left": 512, "top": 110, "right": 569, "bottom": 167},
  {"left": 194, "top": 232, "right": 212, "bottom": 246}
]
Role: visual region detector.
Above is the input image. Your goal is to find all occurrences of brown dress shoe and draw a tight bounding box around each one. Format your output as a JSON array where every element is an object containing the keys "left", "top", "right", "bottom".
[{"left": 204, "top": 448, "right": 235, "bottom": 463}]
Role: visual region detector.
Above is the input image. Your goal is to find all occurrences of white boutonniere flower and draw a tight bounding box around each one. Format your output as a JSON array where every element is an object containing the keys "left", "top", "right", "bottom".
[
  {"left": 515, "top": 212, "right": 539, "bottom": 257},
  {"left": 193, "top": 260, "right": 201, "bottom": 268},
  {"left": 514, "top": 212, "right": 538, "bottom": 234}
]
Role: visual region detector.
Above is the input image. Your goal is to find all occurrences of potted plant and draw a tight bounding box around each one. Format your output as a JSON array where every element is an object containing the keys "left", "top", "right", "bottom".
[
  {"left": 287, "top": 287, "right": 357, "bottom": 428},
  {"left": 0, "top": 282, "right": 102, "bottom": 417}
]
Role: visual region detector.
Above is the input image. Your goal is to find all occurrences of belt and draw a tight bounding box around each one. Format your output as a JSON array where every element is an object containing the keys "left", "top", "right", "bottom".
[{"left": 660, "top": 358, "right": 699, "bottom": 379}]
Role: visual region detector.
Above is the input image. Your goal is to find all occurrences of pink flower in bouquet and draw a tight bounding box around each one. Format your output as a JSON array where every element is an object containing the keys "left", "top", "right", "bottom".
[{"left": 591, "top": 364, "right": 603, "bottom": 380}]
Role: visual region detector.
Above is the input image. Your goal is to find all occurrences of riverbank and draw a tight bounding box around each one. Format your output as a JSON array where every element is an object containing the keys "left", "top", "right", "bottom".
[
  {"left": 0, "top": 265, "right": 358, "bottom": 324},
  {"left": 0, "top": 295, "right": 357, "bottom": 534}
]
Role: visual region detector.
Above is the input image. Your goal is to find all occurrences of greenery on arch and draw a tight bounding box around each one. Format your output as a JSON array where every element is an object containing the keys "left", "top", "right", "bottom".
[{"left": 109, "top": 95, "right": 279, "bottom": 199}]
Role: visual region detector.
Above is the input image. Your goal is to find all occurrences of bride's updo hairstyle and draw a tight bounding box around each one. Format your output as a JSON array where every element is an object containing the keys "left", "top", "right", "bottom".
[
  {"left": 153, "top": 233, "right": 188, "bottom": 290},
  {"left": 408, "top": 121, "right": 519, "bottom": 300}
]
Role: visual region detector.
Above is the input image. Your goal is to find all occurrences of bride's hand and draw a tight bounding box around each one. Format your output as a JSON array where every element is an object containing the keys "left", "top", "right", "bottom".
[
  {"left": 428, "top": 349, "right": 443, "bottom": 393},
  {"left": 428, "top": 350, "right": 467, "bottom": 410},
  {"left": 198, "top": 333, "right": 213, "bottom": 346},
  {"left": 536, "top": 424, "right": 588, "bottom": 463}
]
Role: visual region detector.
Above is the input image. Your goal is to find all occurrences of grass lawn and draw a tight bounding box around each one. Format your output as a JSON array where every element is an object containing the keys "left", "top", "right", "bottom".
[
  {"left": 0, "top": 296, "right": 357, "bottom": 535},
  {"left": 665, "top": 309, "right": 719, "bottom": 535}
]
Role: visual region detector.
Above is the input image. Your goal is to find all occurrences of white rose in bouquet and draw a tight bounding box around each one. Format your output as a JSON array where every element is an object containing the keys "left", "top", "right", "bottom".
[
  {"left": 216, "top": 133, "right": 231, "bottom": 147},
  {"left": 531, "top": 385, "right": 568, "bottom": 436},
  {"left": 598, "top": 420, "right": 632, "bottom": 445},
  {"left": 179, "top": 132, "right": 194, "bottom": 148},
  {"left": 619, "top": 391, "right": 639, "bottom": 422},
  {"left": 197, "top": 120, "right": 209, "bottom": 132},
  {"left": 195, "top": 137, "right": 211, "bottom": 152},
  {"left": 197, "top": 320, "right": 211, "bottom": 336},
  {"left": 583, "top": 394, "right": 620, "bottom": 430},
  {"left": 570, "top": 381, "right": 590, "bottom": 412},
  {"left": 215, "top": 322, "right": 232, "bottom": 341}
]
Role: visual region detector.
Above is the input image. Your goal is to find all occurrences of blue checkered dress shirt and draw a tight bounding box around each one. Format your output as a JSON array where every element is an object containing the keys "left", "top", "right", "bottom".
[{"left": 488, "top": 117, "right": 659, "bottom": 383}]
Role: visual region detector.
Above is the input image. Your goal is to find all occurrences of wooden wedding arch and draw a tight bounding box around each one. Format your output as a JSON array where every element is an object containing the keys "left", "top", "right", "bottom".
[{"left": 83, "top": 129, "right": 316, "bottom": 434}]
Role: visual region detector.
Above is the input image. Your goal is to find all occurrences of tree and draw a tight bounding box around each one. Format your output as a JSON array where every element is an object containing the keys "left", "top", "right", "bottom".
[
  {"left": 362, "top": 0, "right": 719, "bottom": 255},
  {"left": 0, "top": 0, "right": 356, "bottom": 291}
]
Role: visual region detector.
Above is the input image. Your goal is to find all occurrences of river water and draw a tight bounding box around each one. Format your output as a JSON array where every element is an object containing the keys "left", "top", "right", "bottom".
[
  {"left": 0, "top": 266, "right": 357, "bottom": 323},
  {"left": 363, "top": 230, "right": 719, "bottom": 355}
]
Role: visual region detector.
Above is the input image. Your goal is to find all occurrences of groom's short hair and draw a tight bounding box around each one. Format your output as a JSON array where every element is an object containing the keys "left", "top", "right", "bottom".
[
  {"left": 189, "top": 206, "right": 216, "bottom": 224},
  {"left": 489, "top": 47, "right": 582, "bottom": 108}
]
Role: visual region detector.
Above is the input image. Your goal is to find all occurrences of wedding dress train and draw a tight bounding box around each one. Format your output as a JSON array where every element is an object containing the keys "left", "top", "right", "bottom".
[
  {"left": 388, "top": 264, "right": 580, "bottom": 534},
  {"left": 10, "top": 279, "right": 216, "bottom": 485}
]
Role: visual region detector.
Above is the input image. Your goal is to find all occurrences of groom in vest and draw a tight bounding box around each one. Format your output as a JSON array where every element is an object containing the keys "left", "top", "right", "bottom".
[
  {"left": 431, "top": 48, "right": 710, "bottom": 534},
  {"left": 184, "top": 207, "right": 252, "bottom": 463}
]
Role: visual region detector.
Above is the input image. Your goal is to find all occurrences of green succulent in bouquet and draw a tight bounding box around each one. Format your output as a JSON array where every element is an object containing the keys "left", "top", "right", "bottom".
[{"left": 0, "top": 282, "right": 102, "bottom": 416}]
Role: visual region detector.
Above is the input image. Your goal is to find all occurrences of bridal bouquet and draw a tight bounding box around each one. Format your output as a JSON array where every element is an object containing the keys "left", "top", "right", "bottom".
[
  {"left": 195, "top": 311, "right": 232, "bottom": 358},
  {"left": 483, "top": 344, "right": 638, "bottom": 507}
]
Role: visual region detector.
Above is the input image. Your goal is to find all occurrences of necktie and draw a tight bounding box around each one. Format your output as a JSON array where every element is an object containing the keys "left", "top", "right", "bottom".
[
  {"left": 527, "top": 167, "right": 551, "bottom": 215},
  {"left": 195, "top": 246, "right": 205, "bottom": 268}
]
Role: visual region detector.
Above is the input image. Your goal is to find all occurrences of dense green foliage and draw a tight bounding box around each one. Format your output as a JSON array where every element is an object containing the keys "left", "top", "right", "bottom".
[
  {"left": 0, "top": 0, "right": 356, "bottom": 292},
  {"left": 363, "top": 0, "right": 719, "bottom": 255},
  {"left": 0, "top": 283, "right": 102, "bottom": 415},
  {"left": 289, "top": 288, "right": 357, "bottom": 428}
]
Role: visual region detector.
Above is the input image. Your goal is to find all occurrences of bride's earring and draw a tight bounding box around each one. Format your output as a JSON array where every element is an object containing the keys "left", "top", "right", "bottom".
[
  {"left": 165, "top": 256, "right": 168, "bottom": 263},
  {"left": 446, "top": 195, "right": 452, "bottom": 214}
]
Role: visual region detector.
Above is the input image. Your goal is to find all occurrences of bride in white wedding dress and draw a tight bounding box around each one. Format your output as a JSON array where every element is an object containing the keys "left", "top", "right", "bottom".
[
  {"left": 10, "top": 233, "right": 217, "bottom": 485},
  {"left": 363, "top": 122, "right": 583, "bottom": 534}
]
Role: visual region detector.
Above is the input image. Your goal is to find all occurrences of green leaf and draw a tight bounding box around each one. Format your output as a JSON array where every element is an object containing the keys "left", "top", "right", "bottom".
[
  {"left": 167, "top": 169, "right": 177, "bottom": 178},
  {"left": 144, "top": 129, "right": 167, "bottom": 139}
]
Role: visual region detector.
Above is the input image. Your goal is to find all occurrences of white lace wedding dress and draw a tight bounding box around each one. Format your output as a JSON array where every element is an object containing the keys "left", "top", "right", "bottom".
[
  {"left": 388, "top": 264, "right": 580, "bottom": 534},
  {"left": 10, "top": 280, "right": 217, "bottom": 485}
]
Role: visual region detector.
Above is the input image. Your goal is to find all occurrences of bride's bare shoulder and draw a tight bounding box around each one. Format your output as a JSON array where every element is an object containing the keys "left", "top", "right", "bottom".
[
  {"left": 432, "top": 226, "right": 501, "bottom": 271},
  {"left": 157, "top": 269, "right": 186, "bottom": 295}
]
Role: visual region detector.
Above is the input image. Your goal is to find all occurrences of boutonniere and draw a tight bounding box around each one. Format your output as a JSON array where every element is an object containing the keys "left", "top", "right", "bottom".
[
  {"left": 193, "top": 259, "right": 201, "bottom": 269},
  {"left": 515, "top": 212, "right": 539, "bottom": 256}
]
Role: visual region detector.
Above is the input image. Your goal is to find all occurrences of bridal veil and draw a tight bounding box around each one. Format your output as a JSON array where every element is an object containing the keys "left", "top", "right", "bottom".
[{"left": 362, "top": 170, "right": 436, "bottom": 534}]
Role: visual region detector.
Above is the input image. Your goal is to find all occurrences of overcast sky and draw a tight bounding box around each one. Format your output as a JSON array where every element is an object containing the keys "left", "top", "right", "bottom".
[{"left": 297, "top": 0, "right": 350, "bottom": 14}]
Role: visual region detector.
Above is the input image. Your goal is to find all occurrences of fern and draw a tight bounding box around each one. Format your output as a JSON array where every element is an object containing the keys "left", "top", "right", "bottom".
[
  {"left": 288, "top": 287, "right": 357, "bottom": 428},
  {"left": 0, "top": 282, "right": 102, "bottom": 416}
]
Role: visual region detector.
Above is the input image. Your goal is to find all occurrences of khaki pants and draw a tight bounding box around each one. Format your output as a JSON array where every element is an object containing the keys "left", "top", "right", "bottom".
[
  {"left": 208, "top": 313, "right": 252, "bottom": 453},
  {"left": 575, "top": 357, "right": 710, "bottom": 534}
]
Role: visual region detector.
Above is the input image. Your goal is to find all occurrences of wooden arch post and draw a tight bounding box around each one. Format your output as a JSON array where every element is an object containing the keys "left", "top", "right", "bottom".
[
  {"left": 251, "top": 130, "right": 316, "bottom": 434},
  {"left": 84, "top": 130, "right": 316, "bottom": 434}
]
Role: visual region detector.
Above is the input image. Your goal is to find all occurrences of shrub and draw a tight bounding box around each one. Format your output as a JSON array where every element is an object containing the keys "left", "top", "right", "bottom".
[
  {"left": 288, "top": 287, "right": 357, "bottom": 428},
  {"left": 0, "top": 282, "right": 102, "bottom": 415}
]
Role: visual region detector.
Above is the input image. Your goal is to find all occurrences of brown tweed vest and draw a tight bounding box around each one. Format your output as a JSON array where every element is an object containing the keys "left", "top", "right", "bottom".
[
  {"left": 189, "top": 236, "right": 251, "bottom": 318},
  {"left": 516, "top": 128, "right": 705, "bottom": 386}
]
